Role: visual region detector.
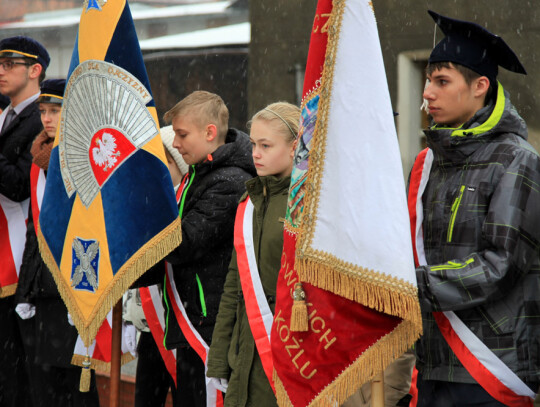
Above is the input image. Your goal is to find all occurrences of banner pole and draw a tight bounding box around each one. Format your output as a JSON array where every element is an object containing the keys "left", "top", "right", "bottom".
[
  {"left": 109, "top": 301, "right": 122, "bottom": 407},
  {"left": 371, "top": 371, "right": 385, "bottom": 407}
]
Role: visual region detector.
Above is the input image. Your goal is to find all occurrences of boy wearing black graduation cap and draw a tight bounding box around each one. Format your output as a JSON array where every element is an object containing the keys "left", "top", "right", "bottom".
[
  {"left": 0, "top": 35, "right": 49, "bottom": 407},
  {"left": 409, "top": 11, "right": 540, "bottom": 406}
]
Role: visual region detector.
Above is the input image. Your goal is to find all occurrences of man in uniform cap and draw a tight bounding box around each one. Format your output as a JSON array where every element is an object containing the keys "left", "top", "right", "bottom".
[
  {"left": 409, "top": 11, "right": 540, "bottom": 406},
  {"left": 0, "top": 35, "right": 49, "bottom": 407}
]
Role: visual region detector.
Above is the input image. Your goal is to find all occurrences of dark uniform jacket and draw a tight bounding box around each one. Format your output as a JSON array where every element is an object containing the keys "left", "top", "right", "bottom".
[
  {"left": 163, "top": 128, "right": 256, "bottom": 349},
  {"left": 207, "top": 175, "right": 290, "bottom": 407},
  {"left": 413, "top": 86, "right": 540, "bottom": 391},
  {"left": 15, "top": 159, "right": 79, "bottom": 368},
  {"left": 0, "top": 102, "right": 42, "bottom": 201}
]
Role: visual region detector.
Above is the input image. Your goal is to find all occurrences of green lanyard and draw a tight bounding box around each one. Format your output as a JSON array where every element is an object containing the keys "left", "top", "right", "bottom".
[{"left": 163, "top": 166, "right": 207, "bottom": 348}]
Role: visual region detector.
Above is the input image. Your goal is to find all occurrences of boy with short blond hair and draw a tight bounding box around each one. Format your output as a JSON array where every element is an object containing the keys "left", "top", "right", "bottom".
[
  {"left": 155, "top": 90, "right": 256, "bottom": 406},
  {"left": 164, "top": 90, "right": 229, "bottom": 141}
]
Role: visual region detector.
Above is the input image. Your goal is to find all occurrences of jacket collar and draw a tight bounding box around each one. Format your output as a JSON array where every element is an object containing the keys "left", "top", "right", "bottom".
[{"left": 424, "top": 82, "right": 527, "bottom": 162}]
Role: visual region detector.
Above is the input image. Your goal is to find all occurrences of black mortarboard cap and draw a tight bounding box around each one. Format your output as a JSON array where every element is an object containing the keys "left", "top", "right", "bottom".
[
  {"left": 37, "top": 79, "right": 66, "bottom": 105},
  {"left": 0, "top": 36, "right": 50, "bottom": 70},
  {"left": 428, "top": 10, "right": 526, "bottom": 85},
  {"left": 0, "top": 94, "right": 9, "bottom": 110}
]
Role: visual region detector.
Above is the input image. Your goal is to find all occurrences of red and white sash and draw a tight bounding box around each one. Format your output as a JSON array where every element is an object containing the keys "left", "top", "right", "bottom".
[
  {"left": 0, "top": 192, "right": 29, "bottom": 298},
  {"left": 164, "top": 263, "right": 223, "bottom": 407},
  {"left": 233, "top": 198, "right": 275, "bottom": 392},
  {"left": 408, "top": 148, "right": 535, "bottom": 407},
  {"left": 140, "top": 282, "right": 177, "bottom": 385},
  {"left": 30, "top": 164, "right": 46, "bottom": 235},
  {"left": 137, "top": 183, "right": 183, "bottom": 386}
]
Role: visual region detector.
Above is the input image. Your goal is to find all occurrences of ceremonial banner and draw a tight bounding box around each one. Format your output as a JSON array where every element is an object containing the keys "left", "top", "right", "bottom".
[
  {"left": 31, "top": 163, "right": 134, "bottom": 371},
  {"left": 271, "top": 0, "right": 422, "bottom": 405},
  {"left": 37, "top": 0, "right": 181, "bottom": 352}
]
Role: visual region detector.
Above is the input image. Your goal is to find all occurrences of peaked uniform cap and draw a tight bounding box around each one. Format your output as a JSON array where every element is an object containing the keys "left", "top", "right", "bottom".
[
  {"left": 37, "top": 79, "right": 66, "bottom": 105},
  {"left": 428, "top": 10, "right": 526, "bottom": 84},
  {"left": 0, "top": 36, "right": 50, "bottom": 69}
]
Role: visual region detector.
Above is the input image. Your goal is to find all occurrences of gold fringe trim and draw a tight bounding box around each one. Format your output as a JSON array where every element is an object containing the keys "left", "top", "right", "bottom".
[
  {"left": 0, "top": 283, "right": 17, "bottom": 298},
  {"left": 79, "top": 365, "right": 91, "bottom": 392},
  {"left": 274, "top": 370, "right": 294, "bottom": 407},
  {"left": 290, "top": 283, "right": 309, "bottom": 332},
  {"left": 72, "top": 352, "right": 135, "bottom": 373},
  {"left": 293, "top": 0, "right": 423, "bottom": 332},
  {"left": 296, "top": 256, "right": 422, "bottom": 333},
  {"left": 38, "top": 216, "right": 182, "bottom": 348},
  {"left": 275, "top": 319, "right": 420, "bottom": 407},
  {"left": 295, "top": 0, "right": 344, "bottom": 260}
]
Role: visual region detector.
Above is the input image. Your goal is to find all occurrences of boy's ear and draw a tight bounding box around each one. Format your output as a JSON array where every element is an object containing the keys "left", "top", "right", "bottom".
[
  {"left": 206, "top": 124, "right": 218, "bottom": 142},
  {"left": 474, "top": 76, "right": 490, "bottom": 98},
  {"left": 28, "top": 63, "right": 42, "bottom": 80}
]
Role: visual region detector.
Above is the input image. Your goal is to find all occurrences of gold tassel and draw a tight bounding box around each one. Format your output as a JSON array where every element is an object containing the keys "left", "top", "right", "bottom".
[
  {"left": 79, "top": 354, "right": 92, "bottom": 392},
  {"left": 290, "top": 283, "right": 308, "bottom": 332}
]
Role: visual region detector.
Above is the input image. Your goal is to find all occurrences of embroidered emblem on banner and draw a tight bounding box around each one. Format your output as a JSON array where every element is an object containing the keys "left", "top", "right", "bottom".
[
  {"left": 288, "top": 94, "right": 318, "bottom": 228},
  {"left": 58, "top": 60, "right": 157, "bottom": 208},
  {"left": 71, "top": 237, "right": 100, "bottom": 292},
  {"left": 84, "top": 0, "right": 107, "bottom": 12}
]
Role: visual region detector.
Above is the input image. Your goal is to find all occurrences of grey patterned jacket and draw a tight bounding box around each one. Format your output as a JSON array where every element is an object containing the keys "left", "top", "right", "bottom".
[{"left": 413, "top": 85, "right": 540, "bottom": 391}]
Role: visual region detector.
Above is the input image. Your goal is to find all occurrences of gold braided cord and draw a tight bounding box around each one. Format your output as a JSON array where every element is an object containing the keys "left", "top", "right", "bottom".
[{"left": 71, "top": 352, "right": 135, "bottom": 373}]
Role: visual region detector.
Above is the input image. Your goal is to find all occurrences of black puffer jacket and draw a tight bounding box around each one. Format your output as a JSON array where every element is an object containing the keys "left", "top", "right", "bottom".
[
  {"left": 164, "top": 128, "right": 256, "bottom": 348},
  {"left": 413, "top": 85, "right": 540, "bottom": 391},
  {"left": 0, "top": 102, "right": 42, "bottom": 202}
]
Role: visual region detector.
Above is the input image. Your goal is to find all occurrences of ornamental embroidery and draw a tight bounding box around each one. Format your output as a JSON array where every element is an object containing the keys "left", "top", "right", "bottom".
[
  {"left": 58, "top": 60, "right": 157, "bottom": 208},
  {"left": 71, "top": 237, "right": 100, "bottom": 293},
  {"left": 84, "top": 0, "right": 107, "bottom": 12}
]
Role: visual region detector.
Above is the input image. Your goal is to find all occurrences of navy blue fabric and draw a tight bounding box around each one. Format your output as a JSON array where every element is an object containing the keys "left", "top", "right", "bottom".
[
  {"left": 101, "top": 149, "right": 177, "bottom": 274},
  {"left": 104, "top": 3, "right": 155, "bottom": 107}
]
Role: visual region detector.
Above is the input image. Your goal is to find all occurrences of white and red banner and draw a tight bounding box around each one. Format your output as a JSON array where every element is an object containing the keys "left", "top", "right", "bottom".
[
  {"left": 271, "top": 0, "right": 422, "bottom": 406},
  {"left": 408, "top": 148, "right": 535, "bottom": 407}
]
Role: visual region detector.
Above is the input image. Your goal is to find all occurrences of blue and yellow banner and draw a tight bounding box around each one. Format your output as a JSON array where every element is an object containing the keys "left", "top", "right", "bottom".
[{"left": 38, "top": 0, "right": 182, "bottom": 348}]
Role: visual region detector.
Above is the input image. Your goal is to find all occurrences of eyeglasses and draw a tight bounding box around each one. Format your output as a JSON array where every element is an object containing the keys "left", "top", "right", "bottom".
[{"left": 0, "top": 61, "right": 32, "bottom": 71}]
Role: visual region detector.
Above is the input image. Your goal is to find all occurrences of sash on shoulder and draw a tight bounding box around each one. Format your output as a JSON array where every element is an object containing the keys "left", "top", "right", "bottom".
[
  {"left": 164, "top": 263, "right": 223, "bottom": 407},
  {"left": 0, "top": 193, "right": 29, "bottom": 298},
  {"left": 407, "top": 148, "right": 535, "bottom": 407},
  {"left": 140, "top": 282, "right": 178, "bottom": 386},
  {"left": 233, "top": 198, "right": 275, "bottom": 391}
]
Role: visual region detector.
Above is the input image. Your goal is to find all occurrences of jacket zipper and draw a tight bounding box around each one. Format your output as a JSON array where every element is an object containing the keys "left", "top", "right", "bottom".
[
  {"left": 431, "top": 258, "right": 474, "bottom": 271},
  {"left": 447, "top": 185, "right": 465, "bottom": 243}
]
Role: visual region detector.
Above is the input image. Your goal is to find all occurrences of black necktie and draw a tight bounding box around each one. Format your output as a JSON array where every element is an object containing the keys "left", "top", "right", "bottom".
[{"left": 1, "top": 108, "right": 16, "bottom": 135}]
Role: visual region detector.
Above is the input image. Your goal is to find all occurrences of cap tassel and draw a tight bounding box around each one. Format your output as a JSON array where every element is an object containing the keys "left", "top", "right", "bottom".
[
  {"left": 79, "top": 353, "right": 92, "bottom": 392},
  {"left": 290, "top": 283, "right": 308, "bottom": 332}
]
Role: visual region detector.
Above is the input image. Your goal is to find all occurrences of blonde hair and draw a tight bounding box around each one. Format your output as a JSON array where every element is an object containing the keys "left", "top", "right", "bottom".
[
  {"left": 248, "top": 102, "right": 300, "bottom": 143},
  {"left": 164, "top": 91, "right": 229, "bottom": 140}
]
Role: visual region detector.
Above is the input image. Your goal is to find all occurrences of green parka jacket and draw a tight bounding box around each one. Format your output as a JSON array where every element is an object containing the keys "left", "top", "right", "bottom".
[{"left": 207, "top": 175, "right": 290, "bottom": 407}]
